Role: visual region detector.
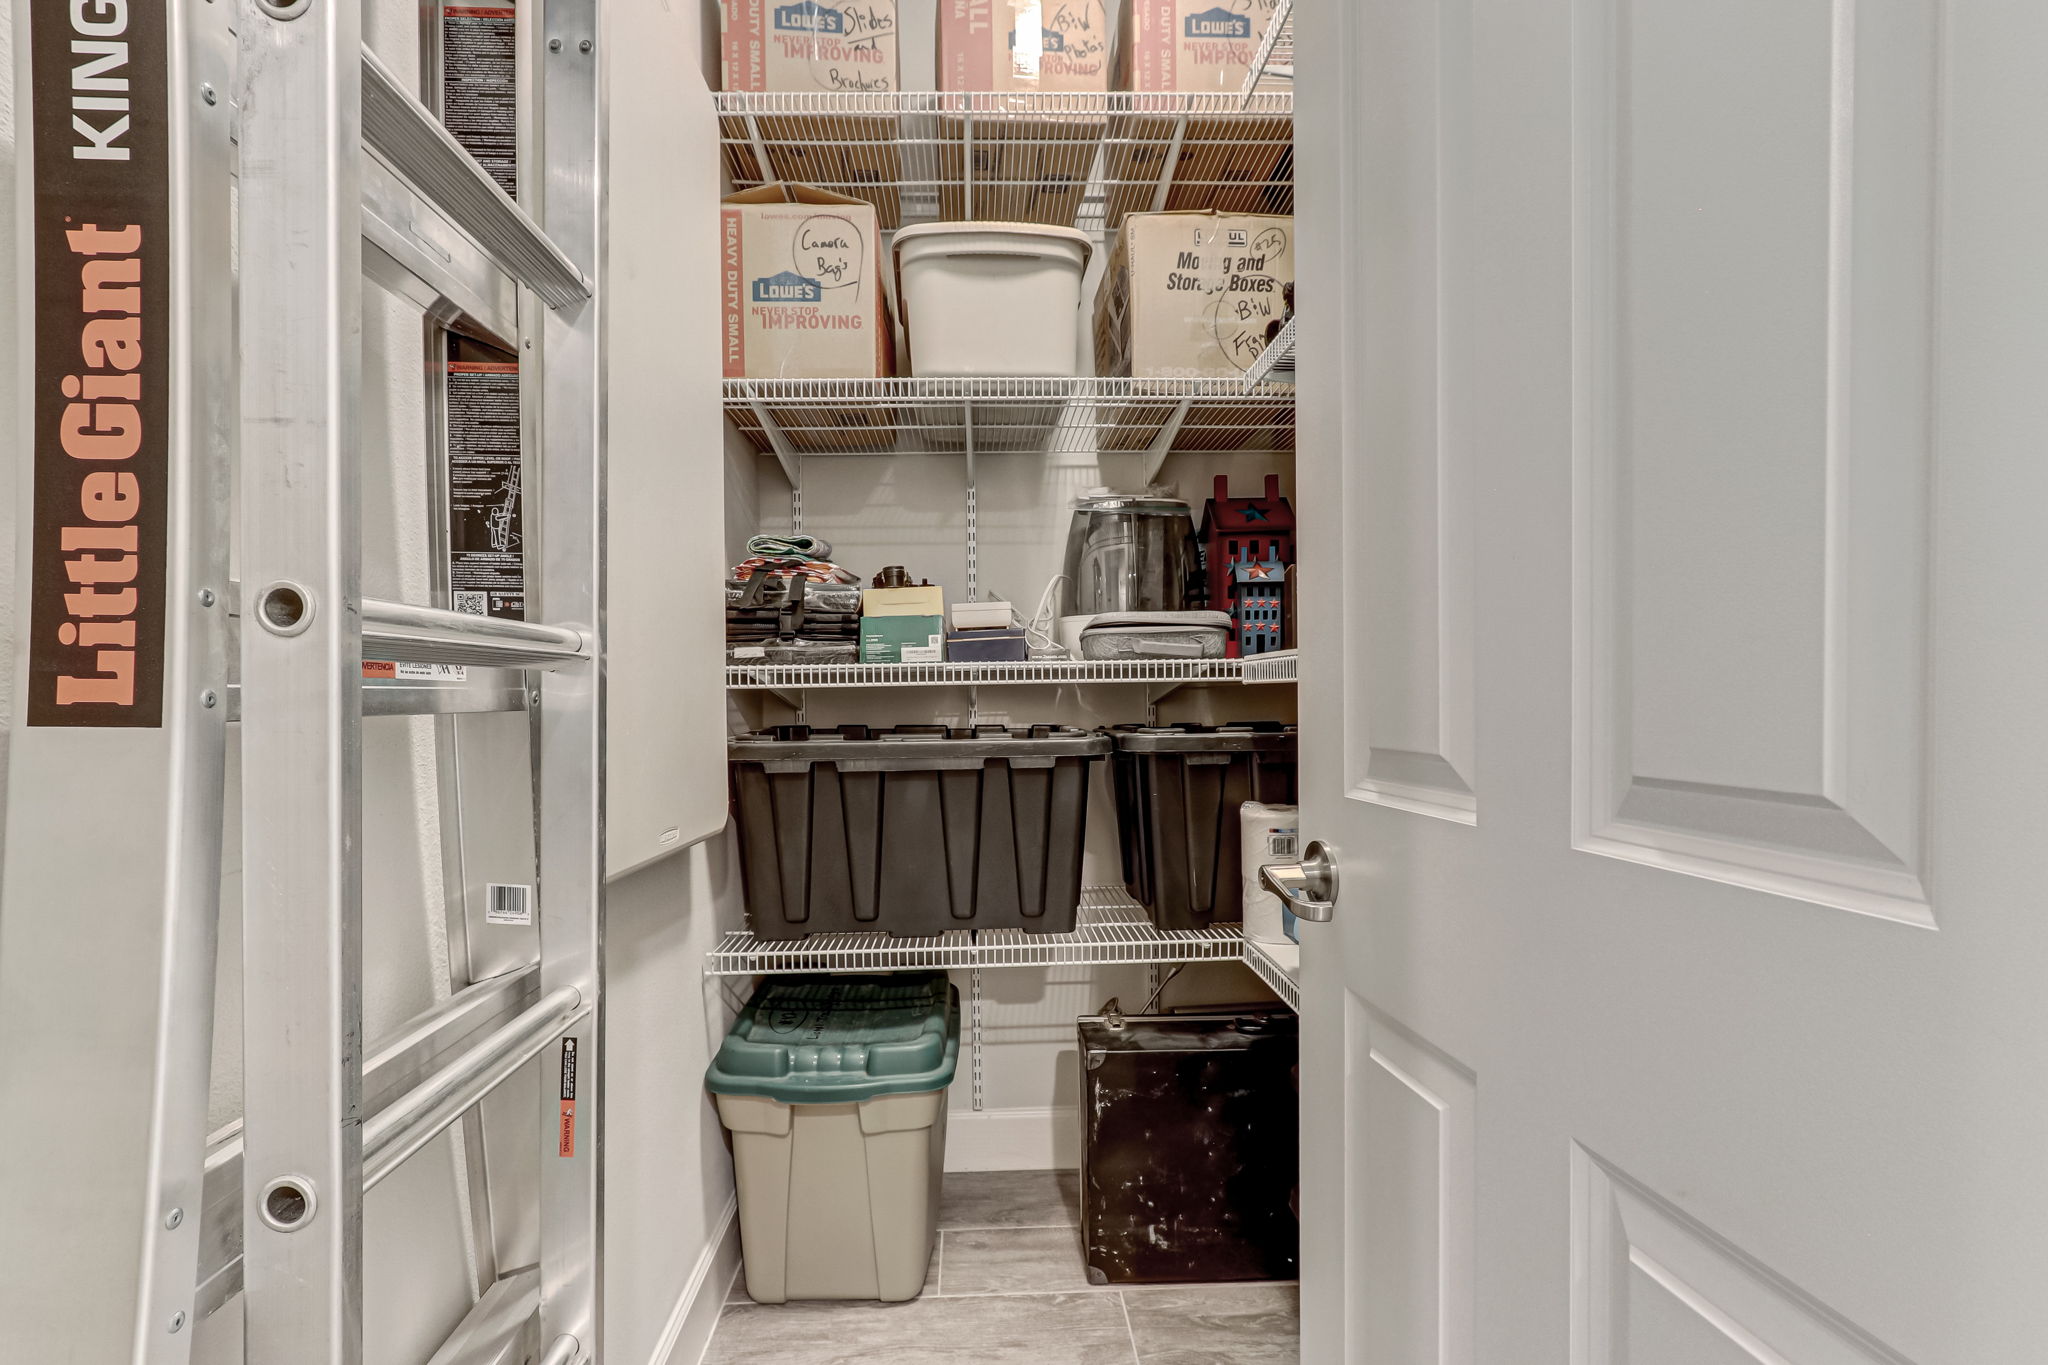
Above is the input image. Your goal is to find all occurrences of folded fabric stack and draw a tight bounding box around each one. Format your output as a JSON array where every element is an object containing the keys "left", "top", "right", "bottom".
[{"left": 726, "top": 533, "right": 863, "bottom": 665}]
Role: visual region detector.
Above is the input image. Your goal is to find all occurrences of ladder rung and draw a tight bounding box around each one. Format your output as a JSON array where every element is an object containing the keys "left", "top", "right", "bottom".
[
  {"left": 226, "top": 677, "right": 530, "bottom": 721},
  {"left": 360, "top": 46, "right": 589, "bottom": 309},
  {"left": 364, "top": 598, "right": 590, "bottom": 670},
  {"left": 363, "top": 152, "right": 521, "bottom": 352},
  {"left": 362, "top": 986, "right": 586, "bottom": 1191},
  {"left": 195, "top": 968, "right": 542, "bottom": 1317}
]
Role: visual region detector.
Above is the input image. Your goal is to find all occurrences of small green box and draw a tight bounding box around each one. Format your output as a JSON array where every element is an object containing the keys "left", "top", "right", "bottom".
[{"left": 860, "top": 615, "right": 945, "bottom": 664}]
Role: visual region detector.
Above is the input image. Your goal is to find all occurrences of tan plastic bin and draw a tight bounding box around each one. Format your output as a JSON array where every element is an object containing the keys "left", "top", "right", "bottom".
[{"left": 707, "top": 975, "right": 961, "bottom": 1303}]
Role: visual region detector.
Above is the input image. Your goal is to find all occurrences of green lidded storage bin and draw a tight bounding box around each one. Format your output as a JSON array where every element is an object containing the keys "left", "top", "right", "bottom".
[{"left": 708, "top": 974, "right": 959, "bottom": 1304}]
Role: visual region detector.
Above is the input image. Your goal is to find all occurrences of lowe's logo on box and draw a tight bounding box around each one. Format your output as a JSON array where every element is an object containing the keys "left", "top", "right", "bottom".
[
  {"left": 753, "top": 271, "right": 824, "bottom": 303},
  {"left": 1018, "top": 27, "right": 1070, "bottom": 52},
  {"left": 774, "top": 1, "right": 845, "bottom": 34},
  {"left": 1184, "top": 7, "right": 1252, "bottom": 38}
]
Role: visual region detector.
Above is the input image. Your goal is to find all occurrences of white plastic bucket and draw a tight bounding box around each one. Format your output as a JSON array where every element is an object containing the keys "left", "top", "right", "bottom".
[{"left": 893, "top": 222, "right": 1093, "bottom": 377}]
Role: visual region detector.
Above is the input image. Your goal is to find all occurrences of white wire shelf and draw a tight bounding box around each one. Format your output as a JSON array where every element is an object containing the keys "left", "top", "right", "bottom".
[
  {"left": 726, "top": 658, "right": 1263, "bottom": 690},
  {"left": 1244, "top": 316, "right": 1297, "bottom": 388},
  {"left": 1241, "top": 0, "right": 1297, "bottom": 100},
  {"left": 1243, "top": 938, "right": 1301, "bottom": 1012},
  {"left": 706, "top": 887, "right": 1246, "bottom": 976},
  {"left": 717, "top": 91, "right": 1293, "bottom": 238},
  {"left": 1239, "top": 649, "right": 1299, "bottom": 684},
  {"left": 726, "top": 376, "right": 1295, "bottom": 465}
]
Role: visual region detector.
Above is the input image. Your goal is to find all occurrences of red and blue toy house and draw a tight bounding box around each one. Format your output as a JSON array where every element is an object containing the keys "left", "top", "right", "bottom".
[{"left": 1199, "top": 474, "right": 1295, "bottom": 658}]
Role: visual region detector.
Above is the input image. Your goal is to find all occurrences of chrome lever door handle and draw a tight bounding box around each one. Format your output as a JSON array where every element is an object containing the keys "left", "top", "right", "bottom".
[{"left": 1259, "top": 840, "right": 1339, "bottom": 922}]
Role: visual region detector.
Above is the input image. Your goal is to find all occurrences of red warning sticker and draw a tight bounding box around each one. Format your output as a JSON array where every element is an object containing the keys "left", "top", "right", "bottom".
[{"left": 557, "top": 1036, "right": 578, "bottom": 1158}]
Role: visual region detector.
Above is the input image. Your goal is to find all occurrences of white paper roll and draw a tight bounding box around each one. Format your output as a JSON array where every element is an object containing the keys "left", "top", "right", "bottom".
[{"left": 1240, "top": 802, "right": 1300, "bottom": 944}]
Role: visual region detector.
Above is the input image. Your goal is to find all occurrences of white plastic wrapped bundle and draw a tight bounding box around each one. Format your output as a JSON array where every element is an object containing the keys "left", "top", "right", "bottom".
[{"left": 1239, "top": 801, "right": 1300, "bottom": 944}]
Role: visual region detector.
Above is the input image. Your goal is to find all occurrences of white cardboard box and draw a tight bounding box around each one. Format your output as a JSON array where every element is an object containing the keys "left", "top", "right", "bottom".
[
  {"left": 721, "top": 184, "right": 894, "bottom": 380},
  {"left": 720, "top": 0, "right": 901, "bottom": 93},
  {"left": 1095, "top": 210, "right": 1294, "bottom": 379}
]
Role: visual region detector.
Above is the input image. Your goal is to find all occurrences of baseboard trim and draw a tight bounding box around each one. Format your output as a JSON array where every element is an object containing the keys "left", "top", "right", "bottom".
[
  {"left": 651, "top": 1194, "right": 741, "bottom": 1365},
  {"left": 944, "top": 1105, "right": 1080, "bottom": 1172}
]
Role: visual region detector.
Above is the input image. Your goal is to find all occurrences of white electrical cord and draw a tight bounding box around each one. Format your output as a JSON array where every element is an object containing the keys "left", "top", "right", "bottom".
[{"left": 1025, "top": 574, "right": 1072, "bottom": 658}]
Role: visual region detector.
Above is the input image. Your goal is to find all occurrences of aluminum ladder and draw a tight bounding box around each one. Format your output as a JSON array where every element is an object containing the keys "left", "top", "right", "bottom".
[{"left": 0, "top": 1, "right": 609, "bottom": 1360}]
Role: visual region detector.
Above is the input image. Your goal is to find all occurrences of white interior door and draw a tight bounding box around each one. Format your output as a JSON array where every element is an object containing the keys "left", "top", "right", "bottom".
[{"left": 1291, "top": 1, "right": 2048, "bottom": 1361}]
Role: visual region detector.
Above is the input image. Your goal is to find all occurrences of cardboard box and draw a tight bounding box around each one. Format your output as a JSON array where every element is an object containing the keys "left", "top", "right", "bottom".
[
  {"left": 861, "top": 615, "right": 947, "bottom": 663},
  {"left": 721, "top": 0, "right": 901, "bottom": 93},
  {"left": 862, "top": 584, "right": 946, "bottom": 617},
  {"left": 722, "top": 184, "right": 894, "bottom": 381},
  {"left": 1116, "top": 0, "right": 1285, "bottom": 93},
  {"left": 1095, "top": 210, "right": 1293, "bottom": 379},
  {"left": 939, "top": 0, "right": 1114, "bottom": 94}
]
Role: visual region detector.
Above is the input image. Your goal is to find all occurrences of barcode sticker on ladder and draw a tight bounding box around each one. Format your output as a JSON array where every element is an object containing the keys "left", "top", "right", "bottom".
[{"left": 485, "top": 883, "right": 533, "bottom": 926}]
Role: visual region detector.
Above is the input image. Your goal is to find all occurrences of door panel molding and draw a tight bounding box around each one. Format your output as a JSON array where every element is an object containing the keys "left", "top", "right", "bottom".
[
  {"left": 1570, "top": 0, "right": 1940, "bottom": 926},
  {"left": 1341, "top": 0, "right": 1478, "bottom": 827},
  {"left": 1570, "top": 1146, "right": 1913, "bottom": 1365},
  {"left": 1346, "top": 995, "right": 1476, "bottom": 1365}
]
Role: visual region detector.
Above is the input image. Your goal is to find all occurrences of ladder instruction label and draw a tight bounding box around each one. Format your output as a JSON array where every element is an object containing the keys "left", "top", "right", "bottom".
[
  {"left": 446, "top": 335, "right": 526, "bottom": 620},
  {"left": 25, "top": 0, "right": 173, "bottom": 726}
]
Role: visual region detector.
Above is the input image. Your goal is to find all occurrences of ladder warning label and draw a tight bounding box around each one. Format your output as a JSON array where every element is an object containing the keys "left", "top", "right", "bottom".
[
  {"left": 447, "top": 335, "right": 525, "bottom": 621},
  {"left": 24, "top": 0, "right": 173, "bottom": 727},
  {"left": 558, "top": 1036, "right": 579, "bottom": 1158},
  {"left": 442, "top": 4, "right": 518, "bottom": 199}
]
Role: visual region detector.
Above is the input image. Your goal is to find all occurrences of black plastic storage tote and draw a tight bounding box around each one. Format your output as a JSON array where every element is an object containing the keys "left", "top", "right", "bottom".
[
  {"left": 730, "top": 725, "right": 1113, "bottom": 940},
  {"left": 1110, "top": 723, "right": 1299, "bottom": 931}
]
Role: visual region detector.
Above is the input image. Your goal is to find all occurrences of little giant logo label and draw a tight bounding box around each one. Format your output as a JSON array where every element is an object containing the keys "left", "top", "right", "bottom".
[{"left": 26, "top": 0, "right": 173, "bottom": 727}]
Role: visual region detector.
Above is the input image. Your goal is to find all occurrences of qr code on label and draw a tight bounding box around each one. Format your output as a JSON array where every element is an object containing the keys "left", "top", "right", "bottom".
[{"left": 454, "top": 591, "right": 488, "bottom": 616}]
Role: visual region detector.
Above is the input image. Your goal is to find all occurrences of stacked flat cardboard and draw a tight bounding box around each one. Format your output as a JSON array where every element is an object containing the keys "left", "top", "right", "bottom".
[
  {"left": 720, "top": 0, "right": 901, "bottom": 93},
  {"left": 1096, "top": 210, "right": 1293, "bottom": 380}
]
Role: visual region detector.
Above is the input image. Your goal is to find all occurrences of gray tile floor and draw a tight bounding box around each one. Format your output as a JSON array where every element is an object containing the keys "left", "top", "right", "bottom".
[{"left": 705, "top": 1170, "right": 1301, "bottom": 1364}]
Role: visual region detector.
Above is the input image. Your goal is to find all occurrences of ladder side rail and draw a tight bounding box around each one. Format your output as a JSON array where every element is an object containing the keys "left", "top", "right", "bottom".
[
  {"left": 0, "top": 0, "right": 236, "bottom": 1358},
  {"left": 235, "top": 0, "right": 367, "bottom": 1359},
  {"left": 536, "top": 2, "right": 607, "bottom": 1358}
]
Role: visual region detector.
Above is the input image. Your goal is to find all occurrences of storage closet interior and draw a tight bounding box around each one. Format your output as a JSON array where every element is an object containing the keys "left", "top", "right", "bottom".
[{"left": 709, "top": 0, "right": 1305, "bottom": 1358}]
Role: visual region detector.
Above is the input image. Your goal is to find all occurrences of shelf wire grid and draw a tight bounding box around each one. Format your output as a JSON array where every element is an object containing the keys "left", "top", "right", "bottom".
[
  {"left": 1244, "top": 316, "right": 1297, "bottom": 388},
  {"left": 725, "top": 376, "right": 1294, "bottom": 458},
  {"left": 706, "top": 887, "right": 1246, "bottom": 976},
  {"left": 1241, "top": 0, "right": 1297, "bottom": 99},
  {"left": 1238, "top": 649, "right": 1299, "bottom": 684},
  {"left": 716, "top": 92, "right": 1293, "bottom": 238},
  {"left": 1243, "top": 938, "right": 1301, "bottom": 1012},
  {"left": 725, "top": 658, "right": 1253, "bottom": 690}
]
